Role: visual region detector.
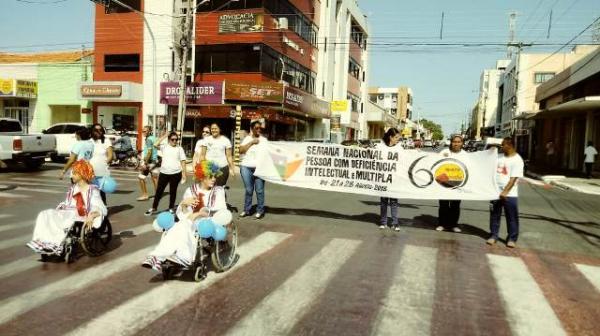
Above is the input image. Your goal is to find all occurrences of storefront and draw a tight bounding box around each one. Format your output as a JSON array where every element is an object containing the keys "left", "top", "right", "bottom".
[
  {"left": 78, "top": 81, "right": 143, "bottom": 148},
  {"left": 0, "top": 78, "right": 38, "bottom": 133}
]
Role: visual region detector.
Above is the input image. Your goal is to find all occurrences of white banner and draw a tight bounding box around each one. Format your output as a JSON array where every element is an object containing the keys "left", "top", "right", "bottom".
[{"left": 255, "top": 142, "right": 499, "bottom": 200}]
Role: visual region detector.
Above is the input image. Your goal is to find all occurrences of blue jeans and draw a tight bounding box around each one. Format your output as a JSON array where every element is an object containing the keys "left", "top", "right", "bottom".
[
  {"left": 489, "top": 197, "right": 519, "bottom": 242},
  {"left": 241, "top": 166, "right": 265, "bottom": 214},
  {"left": 380, "top": 197, "right": 398, "bottom": 226}
]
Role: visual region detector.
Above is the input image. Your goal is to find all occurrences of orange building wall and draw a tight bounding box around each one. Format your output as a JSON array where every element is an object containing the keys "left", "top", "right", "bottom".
[
  {"left": 347, "top": 75, "right": 361, "bottom": 96},
  {"left": 93, "top": 4, "right": 144, "bottom": 83}
]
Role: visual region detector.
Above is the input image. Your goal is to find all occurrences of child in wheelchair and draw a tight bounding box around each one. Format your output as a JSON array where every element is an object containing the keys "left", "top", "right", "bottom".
[
  {"left": 27, "top": 160, "right": 107, "bottom": 256},
  {"left": 143, "top": 160, "right": 226, "bottom": 272}
]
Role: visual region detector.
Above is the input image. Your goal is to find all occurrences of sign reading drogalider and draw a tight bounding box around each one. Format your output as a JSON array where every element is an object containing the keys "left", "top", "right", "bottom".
[
  {"left": 159, "top": 81, "right": 223, "bottom": 105},
  {"left": 255, "top": 142, "right": 500, "bottom": 200}
]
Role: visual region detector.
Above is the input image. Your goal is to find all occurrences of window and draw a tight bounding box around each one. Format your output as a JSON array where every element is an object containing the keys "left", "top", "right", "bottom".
[
  {"left": 104, "top": 54, "right": 140, "bottom": 72},
  {"left": 0, "top": 119, "right": 22, "bottom": 133},
  {"left": 196, "top": 0, "right": 262, "bottom": 11},
  {"left": 264, "top": 0, "right": 319, "bottom": 47},
  {"left": 348, "top": 58, "right": 361, "bottom": 80},
  {"left": 44, "top": 125, "right": 64, "bottom": 134},
  {"left": 351, "top": 23, "right": 367, "bottom": 50},
  {"left": 64, "top": 125, "right": 85, "bottom": 134},
  {"left": 197, "top": 44, "right": 260, "bottom": 73},
  {"left": 534, "top": 72, "right": 555, "bottom": 84},
  {"left": 105, "top": 0, "right": 141, "bottom": 13}
]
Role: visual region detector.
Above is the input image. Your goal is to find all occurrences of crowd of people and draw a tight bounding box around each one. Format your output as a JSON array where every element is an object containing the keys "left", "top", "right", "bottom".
[{"left": 24, "top": 120, "right": 598, "bottom": 261}]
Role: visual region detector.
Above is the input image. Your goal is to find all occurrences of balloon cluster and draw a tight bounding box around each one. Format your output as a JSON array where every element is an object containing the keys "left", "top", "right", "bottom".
[
  {"left": 98, "top": 176, "right": 118, "bottom": 193},
  {"left": 196, "top": 209, "right": 233, "bottom": 241}
]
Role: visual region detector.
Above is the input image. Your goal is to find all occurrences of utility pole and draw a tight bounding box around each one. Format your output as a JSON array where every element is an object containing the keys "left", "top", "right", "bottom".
[{"left": 176, "top": 0, "right": 193, "bottom": 143}]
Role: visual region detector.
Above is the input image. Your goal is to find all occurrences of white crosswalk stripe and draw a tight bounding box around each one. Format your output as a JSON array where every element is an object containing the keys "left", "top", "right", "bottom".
[
  {"left": 227, "top": 238, "right": 361, "bottom": 335},
  {"left": 487, "top": 254, "right": 566, "bottom": 336},
  {"left": 66, "top": 231, "right": 291, "bottom": 336},
  {"left": 16, "top": 187, "right": 63, "bottom": 194},
  {"left": 0, "top": 214, "right": 15, "bottom": 219},
  {"left": 0, "top": 221, "right": 32, "bottom": 233},
  {"left": 575, "top": 263, "right": 600, "bottom": 292},
  {"left": 0, "top": 233, "right": 31, "bottom": 251},
  {"left": 371, "top": 245, "right": 438, "bottom": 336},
  {"left": 0, "top": 191, "right": 29, "bottom": 198}
]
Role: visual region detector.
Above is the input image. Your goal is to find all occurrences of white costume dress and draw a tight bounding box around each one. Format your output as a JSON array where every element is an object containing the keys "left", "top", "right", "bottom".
[
  {"left": 144, "top": 184, "right": 226, "bottom": 270},
  {"left": 27, "top": 184, "right": 107, "bottom": 255}
]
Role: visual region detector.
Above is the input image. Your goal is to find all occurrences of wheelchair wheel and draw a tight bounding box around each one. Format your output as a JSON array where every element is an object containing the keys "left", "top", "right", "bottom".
[
  {"left": 64, "top": 244, "right": 74, "bottom": 264},
  {"left": 80, "top": 218, "right": 112, "bottom": 257},
  {"left": 211, "top": 221, "right": 238, "bottom": 272}
]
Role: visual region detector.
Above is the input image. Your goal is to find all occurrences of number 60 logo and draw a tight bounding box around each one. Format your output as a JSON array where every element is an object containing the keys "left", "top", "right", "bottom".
[{"left": 408, "top": 156, "right": 469, "bottom": 189}]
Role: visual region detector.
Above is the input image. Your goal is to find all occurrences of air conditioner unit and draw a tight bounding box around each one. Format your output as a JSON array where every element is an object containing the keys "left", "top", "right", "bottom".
[
  {"left": 300, "top": 48, "right": 304, "bottom": 55},
  {"left": 278, "top": 17, "right": 289, "bottom": 30},
  {"left": 272, "top": 18, "right": 279, "bottom": 29}
]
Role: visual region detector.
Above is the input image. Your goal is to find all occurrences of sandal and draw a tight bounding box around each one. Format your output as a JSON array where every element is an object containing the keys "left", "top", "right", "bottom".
[{"left": 137, "top": 196, "right": 149, "bottom": 201}]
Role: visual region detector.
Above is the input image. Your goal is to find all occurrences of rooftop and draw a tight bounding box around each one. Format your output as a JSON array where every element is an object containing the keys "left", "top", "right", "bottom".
[{"left": 0, "top": 49, "right": 93, "bottom": 64}]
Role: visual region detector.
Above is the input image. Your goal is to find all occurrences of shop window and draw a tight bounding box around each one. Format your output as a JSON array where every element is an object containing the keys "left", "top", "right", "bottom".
[
  {"left": 105, "top": 54, "right": 140, "bottom": 72},
  {"left": 44, "top": 125, "right": 65, "bottom": 134},
  {"left": 534, "top": 72, "right": 555, "bottom": 84}
]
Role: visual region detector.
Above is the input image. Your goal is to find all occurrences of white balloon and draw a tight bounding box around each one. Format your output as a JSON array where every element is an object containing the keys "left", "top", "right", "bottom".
[
  {"left": 152, "top": 219, "right": 163, "bottom": 233},
  {"left": 212, "top": 209, "right": 233, "bottom": 226}
]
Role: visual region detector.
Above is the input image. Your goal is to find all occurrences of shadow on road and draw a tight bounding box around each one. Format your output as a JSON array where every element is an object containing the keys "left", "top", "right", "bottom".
[
  {"left": 266, "top": 206, "right": 380, "bottom": 225},
  {"left": 108, "top": 204, "right": 134, "bottom": 216}
]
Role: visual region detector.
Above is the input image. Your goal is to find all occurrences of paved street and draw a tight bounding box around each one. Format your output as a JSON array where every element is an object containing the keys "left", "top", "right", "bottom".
[{"left": 0, "top": 163, "right": 599, "bottom": 335}]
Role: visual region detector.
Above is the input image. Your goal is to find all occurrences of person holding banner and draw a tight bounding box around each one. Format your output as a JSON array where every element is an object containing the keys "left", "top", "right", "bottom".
[
  {"left": 378, "top": 127, "right": 403, "bottom": 231},
  {"left": 436, "top": 135, "right": 466, "bottom": 233},
  {"left": 239, "top": 120, "right": 268, "bottom": 219},
  {"left": 487, "top": 137, "right": 524, "bottom": 248},
  {"left": 198, "top": 123, "right": 235, "bottom": 186}
]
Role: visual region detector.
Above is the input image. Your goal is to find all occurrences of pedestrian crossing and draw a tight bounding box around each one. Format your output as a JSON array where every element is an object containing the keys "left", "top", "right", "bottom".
[
  {"left": 0, "top": 168, "right": 141, "bottom": 199},
  {"left": 0, "top": 217, "right": 599, "bottom": 335}
]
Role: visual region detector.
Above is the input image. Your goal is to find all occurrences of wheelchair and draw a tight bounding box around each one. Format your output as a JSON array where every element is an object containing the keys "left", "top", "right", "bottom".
[
  {"left": 41, "top": 217, "right": 112, "bottom": 263},
  {"left": 161, "top": 219, "right": 238, "bottom": 282}
]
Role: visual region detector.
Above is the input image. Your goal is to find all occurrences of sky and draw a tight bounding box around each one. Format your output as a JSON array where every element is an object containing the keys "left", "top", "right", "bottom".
[{"left": 0, "top": 0, "right": 599, "bottom": 135}]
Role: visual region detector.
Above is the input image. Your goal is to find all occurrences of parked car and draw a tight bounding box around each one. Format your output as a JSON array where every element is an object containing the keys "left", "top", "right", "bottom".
[
  {"left": 423, "top": 140, "right": 433, "bottom": 147},
  {"left": 0, "top": 118, "right": 56, "bottom": 169},
  {"left": 43, "top": 123, "right": 136, "bottom": 162},
  {"left": 404, "top": 139, "right": 415, "bottom": 149}
]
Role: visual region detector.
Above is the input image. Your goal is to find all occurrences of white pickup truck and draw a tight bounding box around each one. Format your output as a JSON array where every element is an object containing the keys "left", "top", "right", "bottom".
[{"left": 0, "top": 118, "right": 57, "bottom": 169}]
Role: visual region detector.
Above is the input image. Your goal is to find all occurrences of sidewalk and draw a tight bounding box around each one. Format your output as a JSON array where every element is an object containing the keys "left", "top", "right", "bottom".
[{"left": 526, "top": 170, "right": 600, "bottom": 195}]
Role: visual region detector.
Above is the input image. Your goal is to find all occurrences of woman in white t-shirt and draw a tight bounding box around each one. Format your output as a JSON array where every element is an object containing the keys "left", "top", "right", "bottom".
[
  {"left": 199, "top": 123, "right": 235, "bottom": 186},
  {"left": 90, "top": 124, "right": 113, "bottom": 205},
  {"left": 145, "top": 131, "right": 187, "bottom": 216},
  {"left": 239, "top": 120, "right": 268, "bottom": 219}
]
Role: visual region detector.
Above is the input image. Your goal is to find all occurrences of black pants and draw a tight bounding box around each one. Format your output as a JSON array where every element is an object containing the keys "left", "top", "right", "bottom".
[
  {"left": 152, "top": 172, "right": 182, "bottom": 210},
  {"left": 216, "top": 166, "right": 229, "bottom": 186},
  {"left": 585, "top": 162, "right": 593, "bottom": 178},
  {"left": 438, "top": 200, "right": 461, "bottom": 229}
]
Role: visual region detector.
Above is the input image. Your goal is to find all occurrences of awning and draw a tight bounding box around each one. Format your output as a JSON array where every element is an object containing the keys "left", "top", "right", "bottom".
[
  {"left": 512, "top": 112, "right": 538, "bottom": 120},
  {"left": 534, "top": 96, "right": 600, "bottom": 119}
]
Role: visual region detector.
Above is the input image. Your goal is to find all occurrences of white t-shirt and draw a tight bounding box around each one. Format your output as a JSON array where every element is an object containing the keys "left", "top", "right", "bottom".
[
  {"left": 376, "top": 141, "right": 403, "bottom": 150},
  {"left": 584, "top": 146, "right": 598, "bottom": 163},
  {"left": 496, "top": 153, "right": 524, "bottom": 197},
  {"left": 90, "top": 139, "right": 112, "bottom": 177},
  {"left": 202, "top": 135, "right": 232, "bottom": 168},
  {"left": 159, "top": 143, "right": 187, "bottom": 174},
  {"left": 194, "top": 137, "right": 208, "bottom": 153},
  {"left": 240, "top": 135, "right": 268, "bottom": 168}
]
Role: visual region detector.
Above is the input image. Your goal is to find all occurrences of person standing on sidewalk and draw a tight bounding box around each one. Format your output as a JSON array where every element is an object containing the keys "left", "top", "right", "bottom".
[
  {"left": 487, "top": 137, "right": 524, "bottom": 248},
  {"left": 89, "top": 124, "right": 113, "bottom": 205},
  {"left": 584, "top": 141, "right": 597, "bottom": 179},
  {"left": 239, "top": 120, "right": 268, "bottom": 219},
  {"left": 377, "top": 127, "right": 402, "bottom": 231},
  {"left": 545, "top": 140, "right": 555, "bottom": 165},
  {"left": 198, "top": 123, "right": 235, "bottom": 186},
  {"left": 145, "top": 131, "right": 187, "bottom": 215},
  {"left": 436, "top": 134, "right": 466, "bottom": 233}
]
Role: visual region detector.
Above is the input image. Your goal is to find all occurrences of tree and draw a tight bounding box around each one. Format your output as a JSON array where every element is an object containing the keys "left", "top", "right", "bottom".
[{"left": 418, "top": 119, "right": 444, "bottom": 140}]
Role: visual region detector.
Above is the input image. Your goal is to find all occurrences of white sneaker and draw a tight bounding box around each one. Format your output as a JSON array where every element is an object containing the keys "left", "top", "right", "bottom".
[
  {"left": 379, "top": 224, "right": 386, "bottom": 229},
  {"left": 435, "top": 226, "right": 444, "bottom": 231},
  {"left": 452, "top": 227, "right": 462, "bottom": 233},
  {"left": 394, "top": 226, "right": 400, "bottom": 232}
]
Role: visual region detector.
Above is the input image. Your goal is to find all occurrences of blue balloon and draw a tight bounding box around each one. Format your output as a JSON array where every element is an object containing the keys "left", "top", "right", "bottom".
[
  {"left": 213, "top": 224, "right": 228, "bottom": 241},
  {"left": 101, "top": 176, "right": 118, "bottom": 193},
  {"left": 196, "top": 218, "right": 215, "bottom": 238},
  {"left": 157, "top": 212, "right": 175, "bottom": 230}
]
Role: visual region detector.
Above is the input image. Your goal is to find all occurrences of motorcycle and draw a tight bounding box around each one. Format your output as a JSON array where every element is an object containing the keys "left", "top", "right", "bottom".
[{"left": 110, "top": 149, "right": 140, "bottom": 169}]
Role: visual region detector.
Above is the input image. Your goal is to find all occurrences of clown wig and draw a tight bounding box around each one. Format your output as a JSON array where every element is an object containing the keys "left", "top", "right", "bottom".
[
  {"left": 194, "top": 160, "right": 222, "bottom": 181},
  {"left": 72, "top": 160, "right": 95, "bottom": 182}
]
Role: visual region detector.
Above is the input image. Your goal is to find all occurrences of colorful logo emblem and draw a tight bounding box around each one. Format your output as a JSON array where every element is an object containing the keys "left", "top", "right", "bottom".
[
  {"left": 270, "top": 149, "right": 303, "bottom": 181},
  {"left": 433, "top": 160, "right": 468, "bottom": 188}
]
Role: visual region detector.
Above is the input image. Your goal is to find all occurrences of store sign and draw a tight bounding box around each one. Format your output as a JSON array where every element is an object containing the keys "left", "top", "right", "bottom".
[
  {"left": 331, "top": 100, "right": 351, "bottom": 124},
  {"left": 218, "top": 12, "right": 264, "bottom": 33},
  {"left": 330, "top": 115, "right": 341, "bottom": 131},
  {"left": 185, "top": 108, "right": 203, "bottom": 118},
  {"left": 16, "top": 80, "right": 37, "bottom": 98},
  {"left": 0, "top": 78, "right": 15, "bottom": 96},
  {"left": 225, "top": 81, "right": 283, "bottom": 103},
  {"left": 160, "top": 81, "right": 223, "bottom": 105},
  {"left": 283, "top": 87, "right": 330, "bottom": 118},
  {"left": 81, "top": 85, "right": 122, "bottom": 97}
]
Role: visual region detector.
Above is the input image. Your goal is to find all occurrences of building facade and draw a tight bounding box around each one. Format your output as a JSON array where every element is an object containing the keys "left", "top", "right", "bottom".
[
  {"left": 0, "top": 50, "right": 93, "bottom": 133},
  {"left": 496, "top": 45, "right": 596, "bottom": 158},
  {"left": 532, "top": 47, "right": 600, "bottom": 173},
  {"left": 368, "top": 86, "right": 413, "bottom": 137},
  {"left": 471, "top": 60, "right": 509, "bottom": 140}
]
